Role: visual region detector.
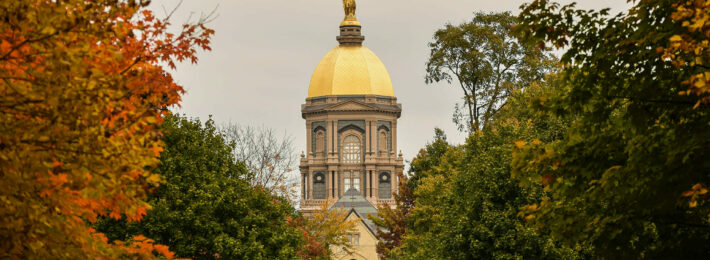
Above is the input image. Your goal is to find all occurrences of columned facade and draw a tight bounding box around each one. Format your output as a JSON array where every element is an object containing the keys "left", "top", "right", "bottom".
[
  {"left": 298, "top": 1, "right": 404, "bottom": 216},
  {"left": 299, "top": 95, "right": 404, "bottom": 215}
]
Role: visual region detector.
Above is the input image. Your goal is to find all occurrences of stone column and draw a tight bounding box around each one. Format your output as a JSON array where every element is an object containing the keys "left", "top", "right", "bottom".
[
  {"left": 327, "top": 120, "right": 334, "bottom": 156},
  {"left": 392, "top": 120, "right": 398, "bottom": 158},
  {"left": 306, "top": 121, "right": 312, "bottom": 156},
  {"left": 364, "top": 119, "right": 370, "bottom": 155},
  {"left": 362, "top": 171, "right": 367, "bottom": 196},
  {"left": 307, "top": 172, "right": 313, "bottom": 200},
  {"left": 369, "top": 170, "right": 373, "bottom": 198},
  {"left": 325, "top": 170, "right": 331, "bottom": 199}
]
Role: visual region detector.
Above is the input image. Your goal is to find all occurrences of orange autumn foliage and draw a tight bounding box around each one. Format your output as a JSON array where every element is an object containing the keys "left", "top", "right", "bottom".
[{"left": 0, "top": 0, "right": 212, "bottom": 259}]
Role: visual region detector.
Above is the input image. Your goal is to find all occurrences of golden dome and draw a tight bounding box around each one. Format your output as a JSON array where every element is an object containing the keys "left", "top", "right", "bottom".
[{"left": 308, "top": 45, "right": 394, "bottom": 98}]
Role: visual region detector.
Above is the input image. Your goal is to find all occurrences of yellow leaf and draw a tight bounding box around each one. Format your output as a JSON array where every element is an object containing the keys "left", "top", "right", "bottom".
[
  {"left": 146, "top": 174, "right": 161, "bottom": 184},
  {"left": 513, "top": 140, "right": 526, "bottom": 148}
]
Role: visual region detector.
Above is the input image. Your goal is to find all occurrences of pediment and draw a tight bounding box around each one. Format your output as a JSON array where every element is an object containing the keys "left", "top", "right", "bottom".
[{"left": 324, "top": 100, "right": 378, "bottom": 111}]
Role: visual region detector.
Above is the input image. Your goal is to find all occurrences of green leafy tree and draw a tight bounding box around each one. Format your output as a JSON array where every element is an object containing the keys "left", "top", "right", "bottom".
[
  {"left": 96, "top": 114, "right": 304, "bottom": 259},
  {"left": 425, "top": 12, "right": 556, "bottom": 132},
  {"left": 369, "top": 129, "right": 449, "bottom": 259},
  {"left": 397, "top": 82, "right": 579, "bottom": 259},
  {"left": 513, "top": 0, "right": 710, "bottom": 258}
]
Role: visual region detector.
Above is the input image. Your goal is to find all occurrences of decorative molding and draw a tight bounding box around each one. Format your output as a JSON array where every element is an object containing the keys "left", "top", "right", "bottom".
[
  {"left": 327, "top": 101, "right": 377, "bottom": 111},
  {"left": 338, "top": 96, "right": 366, "bottom": 102},
  {"left": 338, "top": 120, "right": 366, "bottom": 133},
  {"left": 301, "top": 99, "right": 402, "bottom": 118}
]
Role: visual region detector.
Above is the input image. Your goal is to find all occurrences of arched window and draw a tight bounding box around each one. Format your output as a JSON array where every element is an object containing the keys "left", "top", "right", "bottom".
[
  {"left": 315, "top": 130, "right": 325, "bottom": 156},
  {"left": 342, "top": 135, "right": 361, "bottom": 164},
  {"left": 378, "top": 129, "right": 388, "bottom": 154},
  {"left": 313, "top": 172, "right": 326, "bottom": 199},
  {"left": 378, "top": 172, "right": 392, "bottom": 199}
]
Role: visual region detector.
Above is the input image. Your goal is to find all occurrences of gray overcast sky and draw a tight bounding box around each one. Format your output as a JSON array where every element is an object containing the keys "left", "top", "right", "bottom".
[{"left": 152, "top": 0, "right": 631, "bottom": 167}]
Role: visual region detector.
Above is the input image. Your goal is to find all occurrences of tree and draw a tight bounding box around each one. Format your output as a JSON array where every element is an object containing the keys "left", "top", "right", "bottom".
[
  {"left": 0, "top": 1, "right": 212, "bottom": 258},
  {"left": 291, "top": 200, "right": 358, "bottom": 259},
  {"left": 221, "top": 123, "right": 299, "bottom": 202},
  {"left": 369, "top": 129, "right": 448, "bottom": 259},
  {"left": 96, "top": 114, "right": 304, "bottom": 259},
  {"left": 513, "top": 0, "right": 710, "bottom": 257},
  {"left": 425, "top": 12, "right": 556, "bottom": 132},
  {"left": 369, "top": 173, "right": 413, "bottom": 259},
  {"left": 396, "top": 83, "right": 579, "bottom": 259}
]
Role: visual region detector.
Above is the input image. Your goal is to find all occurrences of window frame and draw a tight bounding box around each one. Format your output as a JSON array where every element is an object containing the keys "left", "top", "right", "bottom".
[{"left": 340, "top": 134, "right": 362, "bottom": 164}]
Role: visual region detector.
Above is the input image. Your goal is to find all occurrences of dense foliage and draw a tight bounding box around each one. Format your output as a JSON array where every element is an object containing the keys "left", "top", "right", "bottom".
[
  {"left": 0, "top": 0, "right": 211, "bottom": 258},
  {"left": 513, "top": 0, "right": 710, "bottom": 258},
  {"left": 369, "top": 130, "right": 447, "bottom": 258},
  {"left": 373, "top": 2, "right": 710, "bottom": 258},
  {"left": 96, "top": 115, "right": 304, "bottom": 259},
  {"left": 389, "top": 84, "right": 580, "bottom": 259}
]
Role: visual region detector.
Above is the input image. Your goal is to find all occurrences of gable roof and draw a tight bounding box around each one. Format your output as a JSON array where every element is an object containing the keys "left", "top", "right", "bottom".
[{"left": 330, "top": 188, "right": 378, "bottom": 234}]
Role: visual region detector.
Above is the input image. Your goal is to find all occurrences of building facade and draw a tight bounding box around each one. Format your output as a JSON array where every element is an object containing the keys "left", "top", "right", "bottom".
[
  {"left": 299, "top": 2, "right": 404, "bottom": 216},
  {"left": 299, "top": 2, "right": 404, "bottom": 259}
]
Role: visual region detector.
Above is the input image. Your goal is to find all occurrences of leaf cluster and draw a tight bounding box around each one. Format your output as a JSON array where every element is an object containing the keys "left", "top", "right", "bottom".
[
  {"left": 1, "top": 1, "right": 212, "bottom": 258},
  {"left": 513, "top": 0, "right": 710, "bottom": 257}
]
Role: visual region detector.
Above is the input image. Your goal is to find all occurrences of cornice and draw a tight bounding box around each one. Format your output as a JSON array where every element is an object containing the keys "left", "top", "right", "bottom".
[{"left": 301, "top": 99, "right": 402, "bottom": 118}]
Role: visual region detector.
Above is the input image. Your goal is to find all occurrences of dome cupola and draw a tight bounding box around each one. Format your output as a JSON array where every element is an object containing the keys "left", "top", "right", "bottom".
[{"left": 307, "top": 0, "right": 394, "bottom": 98}]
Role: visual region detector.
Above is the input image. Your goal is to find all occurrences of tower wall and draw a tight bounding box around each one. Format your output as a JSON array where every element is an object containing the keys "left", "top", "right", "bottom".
[{"left": 299, "top": 95, "right": 404, "bottom": 215}]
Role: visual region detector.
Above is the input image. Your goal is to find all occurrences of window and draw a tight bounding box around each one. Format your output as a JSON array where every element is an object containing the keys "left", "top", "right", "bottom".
[
  {"left": 347, "top": 233, "right": 360, "bottom": 246},
  {"left": 343, "top": 171, "right": 360, "bottom": 192},
  {"left": 313, "top": 172, "right": 326, "bottom": 199},
  {"left": 315, "top": 130, "right": 325, "bottom": 156},
  {"left": 379, "top": 172, "right": 392, "bottom": 199},
  {"left": 342, "top": 135, "right": 361, "bottom": 164},
  {"left": 379, "top": 130, "right": 388, "bottom": 154}
]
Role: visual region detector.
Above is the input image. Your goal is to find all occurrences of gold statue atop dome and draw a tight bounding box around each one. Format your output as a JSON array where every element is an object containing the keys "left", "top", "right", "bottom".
[
  {"left": 341, "top": 0, "right": 360, "bottom": 26},
  {"left": 343, "top": 0, "right": 356, "bottom": 17}
]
